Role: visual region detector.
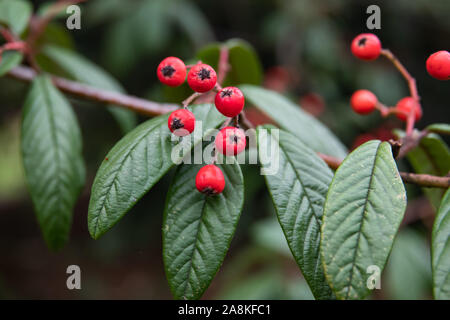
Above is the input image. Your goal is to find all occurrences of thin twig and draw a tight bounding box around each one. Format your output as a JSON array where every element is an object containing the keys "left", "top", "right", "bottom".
[
  {"left": 7, "top": 65, "right": 177, "bottom": 116},
  {"left": 397, "top": 129, "right": 429, "bottom": 159},
  {"left": 380, "top": 49, "right": 420, "bottom": 136},
  {"left": 182, "top": 92, "right": 202, "bottom": 108},
  {"left": 317, "top": 152, "right": 449, "bottom": 189},
  {"left": 239, "top": 110, "right": 255, "bottom": 129},
  {"left": 6, "top": 66, "right": 447, "bottom": 189}
]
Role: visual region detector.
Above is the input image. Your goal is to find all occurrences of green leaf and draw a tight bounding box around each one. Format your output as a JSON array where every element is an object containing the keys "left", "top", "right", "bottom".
[
  {"left": 21, "top": 75, "right": 85, "bottom": 250},
  {"left": 321, "top": 140, "right": 407, "bottom": 300},
  {"left": 0, "top": 0, "right": 32, "bottom": 35},
  {"left": 400, "top": 131, "right": 450, "bottom": 210},
  {"left": 385, "top": 229, "right": 431, "bottom": 300},
  {"left": 257, "top": 126, "right": 335, "bottom": 299},
  {"left": 241, "top": 85, "right": 347, "bottom": 159},
  {"left": 41, "top": 45, "right": 137, "bottom": 133},
  {"left": 88, "top": 104, "right": 225, "bottom": 239},
  {"left": 0, "top": 51, "right": 22, "bottom": 76},
  {"left": 163, "top": 160, "right": 244, "bottom": 300},
  {"left": 197, "top": 39, "right": 263, "bottom": 86},
  {"left": 426, "top": 123, "right": 450, "bottom": 136},
  {"left": 432, "top": 188, "right": 450, "bottom": 299}
]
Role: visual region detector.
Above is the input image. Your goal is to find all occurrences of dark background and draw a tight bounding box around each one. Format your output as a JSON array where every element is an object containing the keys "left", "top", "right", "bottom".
[{"left": 0, "top": 0, "right": 448, "bottom": 299}]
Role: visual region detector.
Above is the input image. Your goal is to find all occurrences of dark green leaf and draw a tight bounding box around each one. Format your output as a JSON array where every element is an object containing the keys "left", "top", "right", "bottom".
[
  {"left": 426, "top": 123, "right": 450, "bottom": 136},
  {"left": 88, "top": 104, "right": 225, "bottom": 239},
  {"left": 197, "top": 39, "right": 263, "bottom": 86},
  {"left": 0, "top": 51, "right": 22, "bottom": 76},
  {"left": 163, "top": 160, "right": 244, "bottom": 300},
  {"left": 0, "top": 0, "right": 32, "bottom": 35},
  {"left": 385, "top": 229, "right": 431, "bottom": 300},
  {"left": 241, "top": 85, "right": 347, "bottom": 159},
  {"left": 21, "top": 75, "right": 85, "bottom": 250},
  {"left": 321, "top": 140, "right": 407, "bottom": 300},
  {"left": 257, "top": 126, "right": 335, "bottom": 299},
  {"left": 432, "top": 188, "right": 450, "bottom": 299},
  {"left": 41, "top": 45, "right": 137, "bottom": 133}
]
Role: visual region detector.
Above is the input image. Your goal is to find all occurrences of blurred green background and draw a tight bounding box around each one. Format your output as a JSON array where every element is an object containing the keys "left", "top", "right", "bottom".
[{"left": 0, "top": 0, "right": 449, "bottom": 299}]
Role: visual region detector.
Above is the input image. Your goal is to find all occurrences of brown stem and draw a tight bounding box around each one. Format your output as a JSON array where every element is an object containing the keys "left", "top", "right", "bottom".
[
  {"left": 182, "top": 92, "right": 202, "bottom": 108},
  {"left": 6, "top": 66, "right": 447, "bottom": 189},
  {"left": 397, "top": 129, "right": 429, "bottom": 159},
  {"left": 317, "top": 152, "right": 449, "bottom": 189},
  {"left": 380, "top": 49, "right": 420, "bottom": 136},
  {"left": 7, "top": 65, "right": 177, "bottom": 116},
  {"left": 400, "top": 172, "right": 450, "bottom": 189}
]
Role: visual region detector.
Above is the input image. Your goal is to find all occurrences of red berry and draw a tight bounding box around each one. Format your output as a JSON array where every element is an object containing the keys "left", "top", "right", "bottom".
[
  {"left": 351, "top": 33, "right": 381, "bottom": 60},
  {"left": 157, "top": 57, "right": 186, "bottom": 87},
  {"left": 187, "top": 63, "right": 217, "bottom": 93},
  {"left": 168, "top": 109, "right": 195, "bottom": 136},
  {"left": 215, "top": 87, "right": 245, "bottom": 117},
  {"left": 395, "top": 97, "right": 422, "bottom": 122},
  {"left": 426, "top": 50, "right": 450, "bottom": 81},
  {"left": 195, "top": 164, "right": 225, "bottom": 195},
  {"left": 215, "top": 126, "right": 246, "bottom": 156},
  {"left": 350, "top": 90, "right": 378, "bottom": 114}
]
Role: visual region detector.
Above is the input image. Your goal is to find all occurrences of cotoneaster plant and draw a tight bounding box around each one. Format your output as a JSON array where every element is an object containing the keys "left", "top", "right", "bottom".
[{"left": 0, "top": 0, "right": 449, "bottom": 301}]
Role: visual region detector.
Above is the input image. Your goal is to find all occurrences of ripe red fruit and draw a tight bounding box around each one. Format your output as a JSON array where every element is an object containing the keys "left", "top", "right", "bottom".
[
  {"left": 215, "top": 87, "right": 245, "bottom": 117},
  {"left": 157, "top": 57, "right": 186, "bottom": 87},
  {"left": 351, "top": 33, "right": 381, "bottom": 60},
  {"left": 167, "top": 109, "right": 195, "bottom": 136},
  {"left": 187, "top": 63, "right": 217, "bottom": 93},
  {"left": 426, "top": 50, "right": 450, "bottom": 81},
  {"left": 395, "top": 97, "right": 422, "bottom": 122},
  {"left": 350, "top": 90, "right": 378, "bottom": 114},
  {"left": 215, "top": 126, "right": 246, "bottom": 156},
  {"left": 195, "top": 164, "right": 225, "bottom": 195}
]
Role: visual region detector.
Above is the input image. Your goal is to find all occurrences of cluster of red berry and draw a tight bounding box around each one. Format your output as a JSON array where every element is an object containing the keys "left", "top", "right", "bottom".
[
  {"left": 157, "top": 57, "right": 247, "bottom": 196},
  {"left": 350, "top": 33, "right": 449, "bottom": 120}
]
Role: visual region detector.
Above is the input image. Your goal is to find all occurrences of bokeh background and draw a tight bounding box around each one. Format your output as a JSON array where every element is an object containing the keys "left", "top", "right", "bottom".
[{"left": 0, "top": 0, "right": 449, "bottom": 299}]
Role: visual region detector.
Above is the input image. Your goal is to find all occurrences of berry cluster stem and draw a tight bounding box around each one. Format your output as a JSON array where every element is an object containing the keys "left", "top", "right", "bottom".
[{"left": 380, "top": 49, "right": 420, "bottom": 136}]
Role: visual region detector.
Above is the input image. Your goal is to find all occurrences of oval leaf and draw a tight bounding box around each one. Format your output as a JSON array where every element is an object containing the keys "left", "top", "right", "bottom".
[
  {"left": 0, "top": 51, "right": 23, "bottom": 76},
  {"left": 432, "top": 188, "right": 450, "bottom": 300},
  {"left": 257, "top": 126, "right": 334, "bottom": 299},
  {"left": 41, "top": 45, "right": 137, "bottom": 133},
  {"left": 0, "top": 0, "right": 32, "bottom": 35},
  {"left": 426, "top": 123, "right": 450, "bottom": 136},
  {"left": 21, "top": 75, "right": 85, "bottom": 250},
  {"left": 163, "top": 161, "right": 244, "bottom": 300},
  {"left": 88, "top": 104, "right": 225, "bottom": 239},
  {"left": 240, "top": 85, "right": 347, "bottom": 159},
  {"left": 321, "top": 140, "right": 407, "bottom": 300}
]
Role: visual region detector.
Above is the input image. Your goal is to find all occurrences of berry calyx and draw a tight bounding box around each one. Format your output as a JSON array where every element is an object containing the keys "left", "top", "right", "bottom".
[
  {"left": 195, "top": 164, "right": 225, "bottom": 195},
  {"left": 350, "top": 89, "right": 378, "bottom": 114},
  {"left": 426, "top": 50, "right": 450, "bottom": 81},
  {"left": 215, "top": 126, "right": 246, "bottom": 156},
  {"left": 187, "top": 63, "right": 217, "bottom": 93},
  {"left": 351, "top": 33, "right": 381, "bottom": 61},
  {"left": 157, "top": 57, "right": 186, "bottom": 87},
  {"left": 168, "top": 109, "right": 195, "bottom": 136},
  {"left": 395, "top": 97, "right": 422, "bottom": 122},
  {"left": 215, "top": 87, "right": 245, "bottom": 117}
]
